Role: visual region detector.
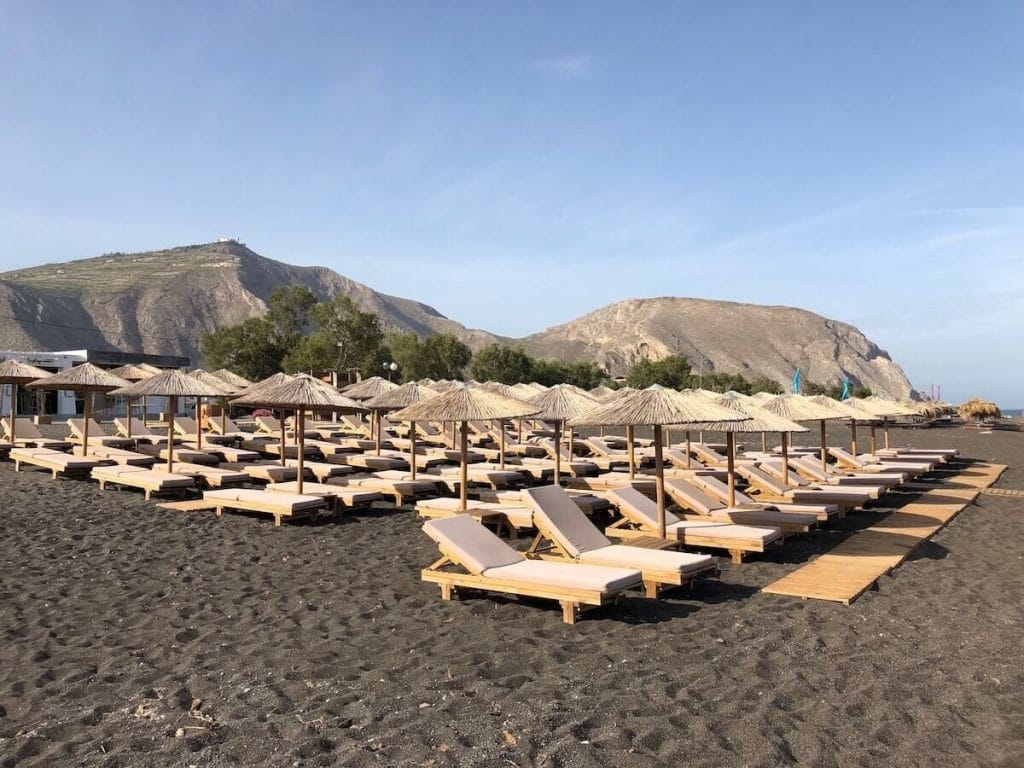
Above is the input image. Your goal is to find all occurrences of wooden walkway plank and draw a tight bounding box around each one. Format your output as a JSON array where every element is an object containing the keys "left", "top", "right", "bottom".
[{"left": 762, "top": 465, "right": 1004, "bottom": 605}]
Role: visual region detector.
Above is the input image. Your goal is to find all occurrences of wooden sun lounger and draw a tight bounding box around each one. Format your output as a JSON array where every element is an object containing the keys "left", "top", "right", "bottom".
[
  {"left": 487, "top": 458, "right": 555, "bottom": 484},
  {"left": 170, "top": 462, "right": 250, "bottom": 488},
  {"left": 134, "top": 444, "right": 220, "bottom": 465},
  {"left": 184, "top": 441, "right": 261, "bottom": 463},
  {"left": 112, "top": 418, "right": 181, "bottom": 446},
  {"left": 241, "top": 437, "right": 320, "bottom": 459},
  {"left": 789, "top": 456, "right": 904, "bottom": 488},
  {"left": 332, "top": 453, "right": 407, "bottom": 471},
  {"left": 2, "top": 418, "right": 73, "bottom": 450},
  {"left": 66, "top": 418, "right": 136, "bottom": 449},
  {"left": 415, "top": 497, "right": 534, "bottom": 535},
  {"left": 564, "top": 473, "right": 657, "bottom": 494},
  {"left": 534, "top": 439, "right": 601, "bottom": 476},
  {"left": 91, "top": 465, "right": 196, "bottom": 499},
  {"left": 751, "top": 461, "right": 881, "bottom": 503},
  {"left": 827, "top": 447, "right": 930, "bottom": 476},
  {"left": 378, "top": 449, "right": 447, "bottom": 470},
  {"left": 203, "top": 488, "right": 328, "bottom": 526},
  {"left": 606, "top": 487, "right": 783, "bottom": 564},
  {"left": 663, "top": 478, "right": 817, "bottom": 533},
  {"left": 522, "top": 486, "right": 718, "bottom": 598},
  {"left": 688, "top": 474, "right": 841, "bottom": 521},
  {"left": 421, "top": 515, "right": 643, "bottom": 624},
  {"left": 266, "top": 481, "right": 383, "bottom": 513},
  {"left": 327, "top": 472, "right": 437, "bottom": 504},
  {"left": 173, "top": 417, "right": 237, "bottom": 446},
  {"left": 73, "top": 445, "right": 156, "bottom": 467},
  {"left": 219, "top": 461, "right": 299, "bottom": 483},
  {"left": 10, "top": 447, "right": 106, "bottom": 478},
  {"left": 688, "top": 443, "right": 730, "bottom": 467},
  {"left": 282, "top": 458, "right": 355, "bottom": 482},
  {"left": 425, "top": 466, "right": 526, "bottom": 490},
  {"left": 206, "top": 416, "right": 251, "bottom": 441},
  {"left": 477, "top": 488, "right": 612, "bottom": 516}
]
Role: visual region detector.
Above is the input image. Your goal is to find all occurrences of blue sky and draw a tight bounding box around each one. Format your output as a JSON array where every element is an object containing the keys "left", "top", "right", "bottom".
[{"left": 1, "top": 2, "right": 1022, "bottom": 404}]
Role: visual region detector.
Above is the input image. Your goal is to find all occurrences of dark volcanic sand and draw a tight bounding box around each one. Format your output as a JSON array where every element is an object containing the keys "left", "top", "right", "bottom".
[{"left": 1, "top": 425, "right": 1022, "bottom": 767}]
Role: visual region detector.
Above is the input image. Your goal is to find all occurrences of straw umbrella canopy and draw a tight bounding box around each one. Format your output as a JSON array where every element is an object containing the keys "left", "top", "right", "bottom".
[
  {"left": 589, "top": 384, "right": 616, "bottom": 400},
  {"left": 958, "top": 397, "right": 1001, "bottom": 422},
  {"left": 106, "top": 364, "right": 157, "bottom": 439},
  {"left": 186, "top": 370, "right": 240, "bottom": 449},
  {"left": 570, "top": 385, "right": 748, "bottom": 538},
  {"left": 758, "top": 394, "right": 851, "bottom": 473},
  {"left": 365, "top": 382, "right": 438, "bottom": 480},
  {"left": 232, "top": 374, "right": 366, "bottom": 493},
  {"left": 528, "top": 385, "right": 599, "bottom": 484},
  {"left": 855, "top": 395, "right": 918, "bottom": 449},
  {"left": 29, "top": 363, "right": 130, "bottom": 457},
  {"left": 392, "top": 384, "right": 539, "bottom": 511},
  {"left": 110, "top": 370, "right": 229, "bottom": 471},
  {"left": 0, "top": 359, "right": 52, "bottom": 445},
  {"left": 212, "top": 368, "right": 252, "bottom": 389},
  {"left": 343, "top": 377, "right": 400, "bottom": 442},
  {"left": 690, "top": 396, "right": 809, "bottom": 504}
]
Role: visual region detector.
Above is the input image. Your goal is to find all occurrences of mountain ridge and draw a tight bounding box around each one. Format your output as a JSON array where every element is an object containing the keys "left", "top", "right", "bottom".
[{"left": 0, "top": 241, "right": 914, "bottom": 397}]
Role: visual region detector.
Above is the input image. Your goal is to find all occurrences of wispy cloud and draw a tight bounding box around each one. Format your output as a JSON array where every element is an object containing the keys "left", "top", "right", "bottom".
[{"left": 532, "top": 55, "right": 594, "bottom": 79}]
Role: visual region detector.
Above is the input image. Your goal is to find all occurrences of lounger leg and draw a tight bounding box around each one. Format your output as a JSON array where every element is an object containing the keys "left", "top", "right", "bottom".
[
  {"left": 439, "top": 583, "right": 453, "bottom": 601},
  {"left": 729, "top": 549, "right": 744, "bottom": 564},
  {"left": 644, "top": 580, "right": 659, "bottom": 599},
  {"left": 561, "top": 602, "right": 578, "bottom": 625},
  {"left": 274, "top": 514, "right": 282, "bottom": 527},
  {"left": 144, "top": 490, "right": 151, "bottom": 500},
  {"left": 215, "top": 505, "right": 222, "bottom": 517}
]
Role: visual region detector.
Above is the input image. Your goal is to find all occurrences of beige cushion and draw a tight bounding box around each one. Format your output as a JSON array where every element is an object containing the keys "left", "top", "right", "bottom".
[
  {"left": 522, "top": 485, "right": 609, "bottom": 557},
  {"left": 578, "top": 545, "right": 714, "bottom": 575},
  {"left": 416, "top": 498, "right": 534, "bottom": 530},
  {"left": 484, "top": 559, "right": 640, "bottom": 593},
  {"left": 205, "top": 488, "right": 324, "bottom": 512},
  {"left": 668, "top": 520, "right": 781, "bottom": 543},
  {"left": 422, "top": 516, "right": 524, "bottom": 574},
  {"left": 608, "top": 487, "right": 683, "bottom": 527},
  {"left": 665, "top": 479, "right": 722, "bottom": 514}
]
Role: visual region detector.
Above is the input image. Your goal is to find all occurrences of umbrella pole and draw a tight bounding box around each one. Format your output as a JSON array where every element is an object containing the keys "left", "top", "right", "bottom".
[
  {"left": 375, "top": 410, "right": 382, "bottom": 456},
  {"left": 820, "top": 420, "right": 828, "bottom": 473},
  {"left": 410, "top": 421, "right": 417, "bottom": 481},
  {"left": 781, "top": 432, "right": 790, "bottom": 486},
  {"left": 883, "top": 420, "right": 890, "bottom": 450},
  {"left": 870, "top": 425, "right": 877, "bottom": 454},
  {"left": 653, "top": 424, "right": 666, "bottom": 539},
  {"left": 685, "top": 431, "right": 692, "bottom": 470},
  {"left": 499, "top": 424, "right": 506, "bottom": 471},
  {"left": 727, "top": 431, "right": 736, "bottom": 507},
  {"left": 297, "top": 409, "right": 306, "bottom": 495},
  {"left": 568, "top": 426, "right": 574, "bottom": 461},
  {"left": 279, "top": 410, "right": 287, "bottom": 468},
  {"left": 9, "top": 384, "right": 17, "bottom": 445},
  {"left": 143, "top": 395, "right": 148, "bottom": 427},
  {"left": 166, "top": 395, "right": 176, "bottom": 472},
  {"left": 553, "top": 419, "right": 562, "bottom": 486},
  {"left": 125, "top": 394, "right": 132, "bottom": 440},
  {"left": 626, "top": 425, "right": 635, "bottom": 480},
  {"left": 82, "top": 391, "right": 91, "bottom": 458},
  {"left": 850, "top": 420, "right": 857, "bottom": 455},
  {"left": 459, "top": 420, "right": 468, "bottom": 512},
  {"left": 761, "top": 432, "right": 767, "bottom": 452},
  {"left": 517, "top": 418, "right": 523, "bottom": 443},
  {"left": 221, "top": 399, "right": 227, "bottom": 436},
  {"left": 196, "top": 397, "right": 203, "bottom": 452}
]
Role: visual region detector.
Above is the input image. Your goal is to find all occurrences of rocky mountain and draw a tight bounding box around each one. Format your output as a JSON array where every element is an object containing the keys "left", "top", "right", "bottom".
[
  {"left": 519, "top": 297, "right": 913, "bottom": 398},
  {"left": 0, "top": 242, "right": 914, "bottom": 397}
]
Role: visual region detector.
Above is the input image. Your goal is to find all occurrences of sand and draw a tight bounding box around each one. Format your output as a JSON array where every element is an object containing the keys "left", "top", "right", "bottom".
[{"left": 1, "top": 425, "right": 1022, "bottom": 767}]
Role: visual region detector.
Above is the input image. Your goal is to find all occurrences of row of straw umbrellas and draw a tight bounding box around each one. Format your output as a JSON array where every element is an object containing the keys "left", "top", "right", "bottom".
[{"left": 0, "top": 359, "right": 939, "bottom": 539}]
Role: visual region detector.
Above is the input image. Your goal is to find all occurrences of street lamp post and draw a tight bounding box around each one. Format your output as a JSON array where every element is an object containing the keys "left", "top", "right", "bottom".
[{"left": 383, "top": 361, "right": 398, "bottom": 382}]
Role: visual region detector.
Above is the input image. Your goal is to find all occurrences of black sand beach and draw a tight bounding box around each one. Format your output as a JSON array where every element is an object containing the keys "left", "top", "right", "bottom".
[{"left": 1, "top": 425, "right": 1022, "bottom": 767}]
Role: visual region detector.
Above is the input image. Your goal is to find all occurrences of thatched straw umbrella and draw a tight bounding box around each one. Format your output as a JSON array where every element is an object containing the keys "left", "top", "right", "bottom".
[
  {"left": 0, "top": 359, "right": 51, "bottom": 445},
  {"left": 212, "top": 368, "right": 251, "bottom": 389},
  {"left": 365, "top": 382, "right": 438, "bottom": 480},
  {"left": 570, "top": 385, "right": 748, "bottom": 538},
  {"left": 392, "top": 384, "right": 539, "bottom": 511},
  {"left": 479, "top": 382, "right": 531, "bottom": 465},
  {"left": 29, "top": 363, "right": 130, "bottom": 457},
  {"left": 129, "top": 363, "right": 164, "bottom": 426},
  {"left": 232, "top": 374, "right": 366, "bottom": 494},
  {"left": 693, "top": 396, "right": 808, "bottom": 504},
  {"left": 528, "top": 385, "right": 599, "bottom": 485},
  {"left": 107, "top": 364, "right": 157, "bottom": 439},
  {"left": 589, "top": 384, "right": 616, "bottom": 400},
  {"left": 958, "top": 397, "right": 1001, "bottom": 422},
  {"left": 857, "top": 396, "right": 917, "bottom": 449},
  {"left": 756, "top": 394, "right": 848, "bottom": 475},
  {"left": 232, "top": 373, "right": 297, "bottom": 465},
  {"left": 110, "top": 370, "right": 229, "bottom": 472},
  {"left": 343, "top": 376, "right": 399, "bottom": 443}
]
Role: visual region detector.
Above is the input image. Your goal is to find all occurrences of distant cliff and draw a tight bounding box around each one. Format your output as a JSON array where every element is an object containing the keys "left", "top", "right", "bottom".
[{"left": 0, "top": 242, "right": 914, "bottom": 397}]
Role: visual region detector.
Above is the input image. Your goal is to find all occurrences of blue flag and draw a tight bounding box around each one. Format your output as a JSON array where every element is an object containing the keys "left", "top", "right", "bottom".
[
  {"left": 792, "top": 368, "right": 800, "bottom": 394},
  {"left": 841, "top": 376, "right": 850, "bottom": 400}
]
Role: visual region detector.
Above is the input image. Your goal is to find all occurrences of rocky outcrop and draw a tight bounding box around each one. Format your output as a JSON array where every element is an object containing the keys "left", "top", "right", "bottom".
[
  {"left": 518, "top": 297, "right": 913, "bottom": 398},
  {"left": 0, "top": 244, "right": 914, "bottom": 397}
]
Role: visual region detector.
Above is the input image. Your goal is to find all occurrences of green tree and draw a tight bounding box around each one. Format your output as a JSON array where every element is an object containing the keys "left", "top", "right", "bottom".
[
  {"left": 386, "top": 333, "right": 471, "bottom": 381},
  {"left": 201, "top": 316, "right": 282, "bottom": 381},
  {"left": 468, "top": 344, "right": 536, "bottom": 384},
  {"left": 625, "top": 355, "right": 693, "bottom": 389},
  {"left": 532, "top": 359, "right": 606, "bottom": 389}
]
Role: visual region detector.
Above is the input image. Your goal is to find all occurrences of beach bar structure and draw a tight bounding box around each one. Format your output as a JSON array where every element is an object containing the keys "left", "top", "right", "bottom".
[{"left": 0, "top": 349, "right": 189, "bottom": 419}]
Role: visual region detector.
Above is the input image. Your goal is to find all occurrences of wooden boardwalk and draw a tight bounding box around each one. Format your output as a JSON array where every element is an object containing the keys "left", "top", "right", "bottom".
[{"left": 761, "top": 463, "right": 1007, "bottom": 605}]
